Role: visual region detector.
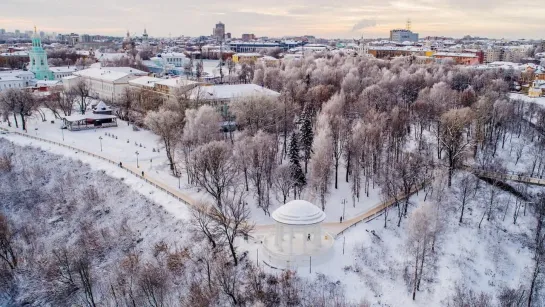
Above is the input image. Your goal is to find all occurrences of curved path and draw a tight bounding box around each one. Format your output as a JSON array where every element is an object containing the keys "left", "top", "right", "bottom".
[{"left": 0, "top": 126, "right": 421, "bottom": 238}]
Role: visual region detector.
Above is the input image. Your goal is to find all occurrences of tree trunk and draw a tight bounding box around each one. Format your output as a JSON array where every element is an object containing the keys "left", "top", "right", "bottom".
[
  {"left": 412, "top": 253, "right": 419, "bottom": 300},
  {"left": 335, "top": 159, "right": 339, "bottom": 189},
  {"left": 229, "top": 241, "right": 238, "bottom": 266},
  {"left": 20, "top": 113, "right": 26, "bottom": 131}
]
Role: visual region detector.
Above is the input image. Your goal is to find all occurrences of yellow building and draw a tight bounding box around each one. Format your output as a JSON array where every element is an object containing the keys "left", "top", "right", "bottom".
[
  {"left": 529, "top": 80, "right": 545, "bottom": 98},
  {"left": 232, "top": 53, "right": 262, "bottom": 64}
]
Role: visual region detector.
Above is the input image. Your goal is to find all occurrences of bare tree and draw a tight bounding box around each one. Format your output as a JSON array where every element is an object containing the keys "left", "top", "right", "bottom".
[
  {"left": 214, "top": 253, "right": 244, "bottom": 305},
  {"left": 189, "top": 141, "right": 239, "bottom": 207},
  {"left": 210, "top": 192, "right": 254, "bottom": 266},
  {"left": 406, "top": 202, "right": 439, "bottom": 300},
  {"left": 246, "top": 131, "right": 277, "bottom": 215},
  {"left": 447, "top": 283, "right": 493, "bottom": 307},
  {"left": 273, "top": 164, "right": 294, "bottom": 204},
  {"left": 71, "top": 78, "right": 90, "bottom": 115},
  {"left": 308, "top": 116, "right": 334, "bottom": 210},
  {"left": 439, "top": 107, "right": 474, "bottom": 187},
  {"left": 145, "top": 109, "right": 183, "bottom": 175},
  {"left": 528, "top": 196, "right": 545, "bottom": 307},
  {"left": 0, "top": 89, "right": 37, "bottom": 131},
  {"left": 456, "top": 173, "right": 476, "bottom": 224},
  {"left": 74, "top": 253, "right": 97, "bottom": 307},
  {"left": 138, "top": 263, "right": 168, "bottom": 307},
  {"left": 190, "top": 203, "right": 221, "bottom": 249},
  {"left": 0, "top": 214, "right": 17, "bottom": 270}
]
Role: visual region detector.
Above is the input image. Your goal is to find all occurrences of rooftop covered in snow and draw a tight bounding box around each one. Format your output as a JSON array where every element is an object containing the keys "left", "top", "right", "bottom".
[{"left": 272, "top": 200, "right": 326, "bottom": 225}]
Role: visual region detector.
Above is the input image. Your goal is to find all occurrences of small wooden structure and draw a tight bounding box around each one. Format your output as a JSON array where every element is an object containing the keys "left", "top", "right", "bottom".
[{"left": 61, "top": 113, "right": 118, "bottom": 131}]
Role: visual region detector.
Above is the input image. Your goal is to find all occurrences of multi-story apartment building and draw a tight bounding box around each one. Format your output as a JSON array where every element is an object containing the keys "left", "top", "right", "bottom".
[{"left": 390, "top": 29, "right": 419, "bottom": 43}]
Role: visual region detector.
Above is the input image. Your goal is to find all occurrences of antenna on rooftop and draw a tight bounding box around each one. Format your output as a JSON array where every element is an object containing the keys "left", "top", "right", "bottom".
[{"left": 406, "top": 19, "right": 412, "bottom": 31}]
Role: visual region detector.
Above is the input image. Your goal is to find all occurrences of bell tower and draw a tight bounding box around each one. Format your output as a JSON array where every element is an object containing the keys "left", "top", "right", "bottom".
[{"left": 28, "top": 26, "right": 54, "bottom": 80}]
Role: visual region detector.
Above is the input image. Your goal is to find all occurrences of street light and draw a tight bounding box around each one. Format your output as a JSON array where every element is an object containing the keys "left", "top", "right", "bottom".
[
  {"left": 342, "top": 199, "right": 347, "bottom": 220},
  {"left": 61, "top": 128, "right": 64, "bottom": 141},
  {"left": 98, "top": 136, "right": 103, "bottom": 152},
  {"left": 34, "top": 128, "right": 38, "bottom": 136},
  {"left": 135, "top": 151, "right": 140, "bottom": 168}
]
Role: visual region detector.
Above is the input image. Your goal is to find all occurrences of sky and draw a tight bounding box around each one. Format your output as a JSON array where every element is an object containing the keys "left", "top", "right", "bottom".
[{"left": 0, "top": 0, "right": 544, "bottom": 39}]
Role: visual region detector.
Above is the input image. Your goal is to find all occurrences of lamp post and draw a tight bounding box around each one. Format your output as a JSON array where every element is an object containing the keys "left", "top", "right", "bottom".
[
  {"left": 342, "top": 199, "right": 347, "bottom": 220},
  {"left": 61, "top": 128, "right": 64, "bottom": 141},
  {"left": 135, "top": 151, "right": 140, "bottom": 168},
  {"left": 34, "top": 128, "right": 38, "bottom": 136},
  {"left": 98, "top": 136, "right": 103, "bottom": 152}
]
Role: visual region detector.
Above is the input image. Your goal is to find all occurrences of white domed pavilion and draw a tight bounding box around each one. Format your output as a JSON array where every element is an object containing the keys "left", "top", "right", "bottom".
[{"left": 262, "top": 200, "right": 334, "bottom": 268}]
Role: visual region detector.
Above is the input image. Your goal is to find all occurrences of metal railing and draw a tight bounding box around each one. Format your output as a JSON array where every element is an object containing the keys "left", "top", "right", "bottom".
[{"left": 470, "top": 167, "right": 545, "bottom": 186}]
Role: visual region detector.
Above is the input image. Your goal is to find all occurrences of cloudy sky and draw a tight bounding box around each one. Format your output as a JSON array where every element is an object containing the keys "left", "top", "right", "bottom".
[{"left": 1, "top": 0, "right": 543, "bottom": 39}]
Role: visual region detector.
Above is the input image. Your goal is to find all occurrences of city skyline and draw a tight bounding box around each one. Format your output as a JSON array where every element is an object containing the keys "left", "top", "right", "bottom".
[{"left": 1, "top": 0, "right": 544, "bottom": 39}]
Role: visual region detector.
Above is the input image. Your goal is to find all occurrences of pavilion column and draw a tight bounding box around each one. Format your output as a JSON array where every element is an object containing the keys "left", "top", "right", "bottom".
[
  {"left": 314, "top": 224, "right": 321, "bottom": 248},
  {"left": 289, "top": 227, "right": 294, "bottom": 255},
  {"left": 303, "top": 226, "right": 307, "bottom": 254},
  {"left": 274, "top": 223, "right": 281, "bottom": 248}
]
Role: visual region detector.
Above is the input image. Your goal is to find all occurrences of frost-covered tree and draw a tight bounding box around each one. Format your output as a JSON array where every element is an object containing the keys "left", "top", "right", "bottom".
[
  {"left": 0, "top": 89, "right": 37, "bottom": 131},
  {"left": 183, "top": 105, "right": 222, "bottom": 146},
  {"left": 144, "top": 109, "right": 182, "bottom": 175},
  {"left": 308, "top": 120, "right": 333, "bottom": 210},
  {"left": 70, "top": 78, "right": 90, "bottom": 115},
  {"left": 321, "top": 93, "right": 348, "bottom": 189},
  {"left": 189, "top": 141, "right": 239, "bottom": 208},
  {"left": 406, "top": 202, "right": 440, "bottom": 300},
  {"left": 439, "top": 107, "right": 474, "bottom": 187},
  {"left": 247, "top": 131, "right": 277, "bottom": 215},
  {"left": 273, "top": 165, "right": 294, "bottom": 204}
]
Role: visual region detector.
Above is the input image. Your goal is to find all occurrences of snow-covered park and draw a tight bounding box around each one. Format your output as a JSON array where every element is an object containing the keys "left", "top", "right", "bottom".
[{"left": 2, "top": 54, "right": 545, "bottom": 306}]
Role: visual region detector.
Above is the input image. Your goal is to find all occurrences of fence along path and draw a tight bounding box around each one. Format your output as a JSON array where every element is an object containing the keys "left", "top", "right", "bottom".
[
  {"left": 1, "top": 126, "right": 424, "bottom": 238},
  {"left": 0, "top": 127, "right": 196, "bottom": 207},
  {"left": 469, "top": 168, "right": 545, "bottom": 186}
]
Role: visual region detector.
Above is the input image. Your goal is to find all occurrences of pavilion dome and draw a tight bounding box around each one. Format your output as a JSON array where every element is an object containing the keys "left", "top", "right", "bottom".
[{"left": 272, "top": 200, "right": 326, "bottom": 225}]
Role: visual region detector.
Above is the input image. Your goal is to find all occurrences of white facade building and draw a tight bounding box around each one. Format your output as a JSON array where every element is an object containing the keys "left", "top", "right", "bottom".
[
  {"left": 0, "top": 76, "right": 26, "bottom": 92},
  {"left": 0, "top": 70, "right": 35, "bottom": 91},
  {"left": 63, "top": 67, "right": 146, "bottom": 102},
  {"left": 189, "top": 83, "right": 280, "bottom": 105},
  {"left": 50, "top": 66, "right": 79, "bottom": 80},
  {"left": 152, "top": 52, "right": 188, "bottom": 68}
]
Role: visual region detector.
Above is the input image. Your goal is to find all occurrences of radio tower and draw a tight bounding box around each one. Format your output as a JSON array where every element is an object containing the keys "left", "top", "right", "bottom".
[{"left": 406, "top": 19, "right": 412, "bottom": 31}]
